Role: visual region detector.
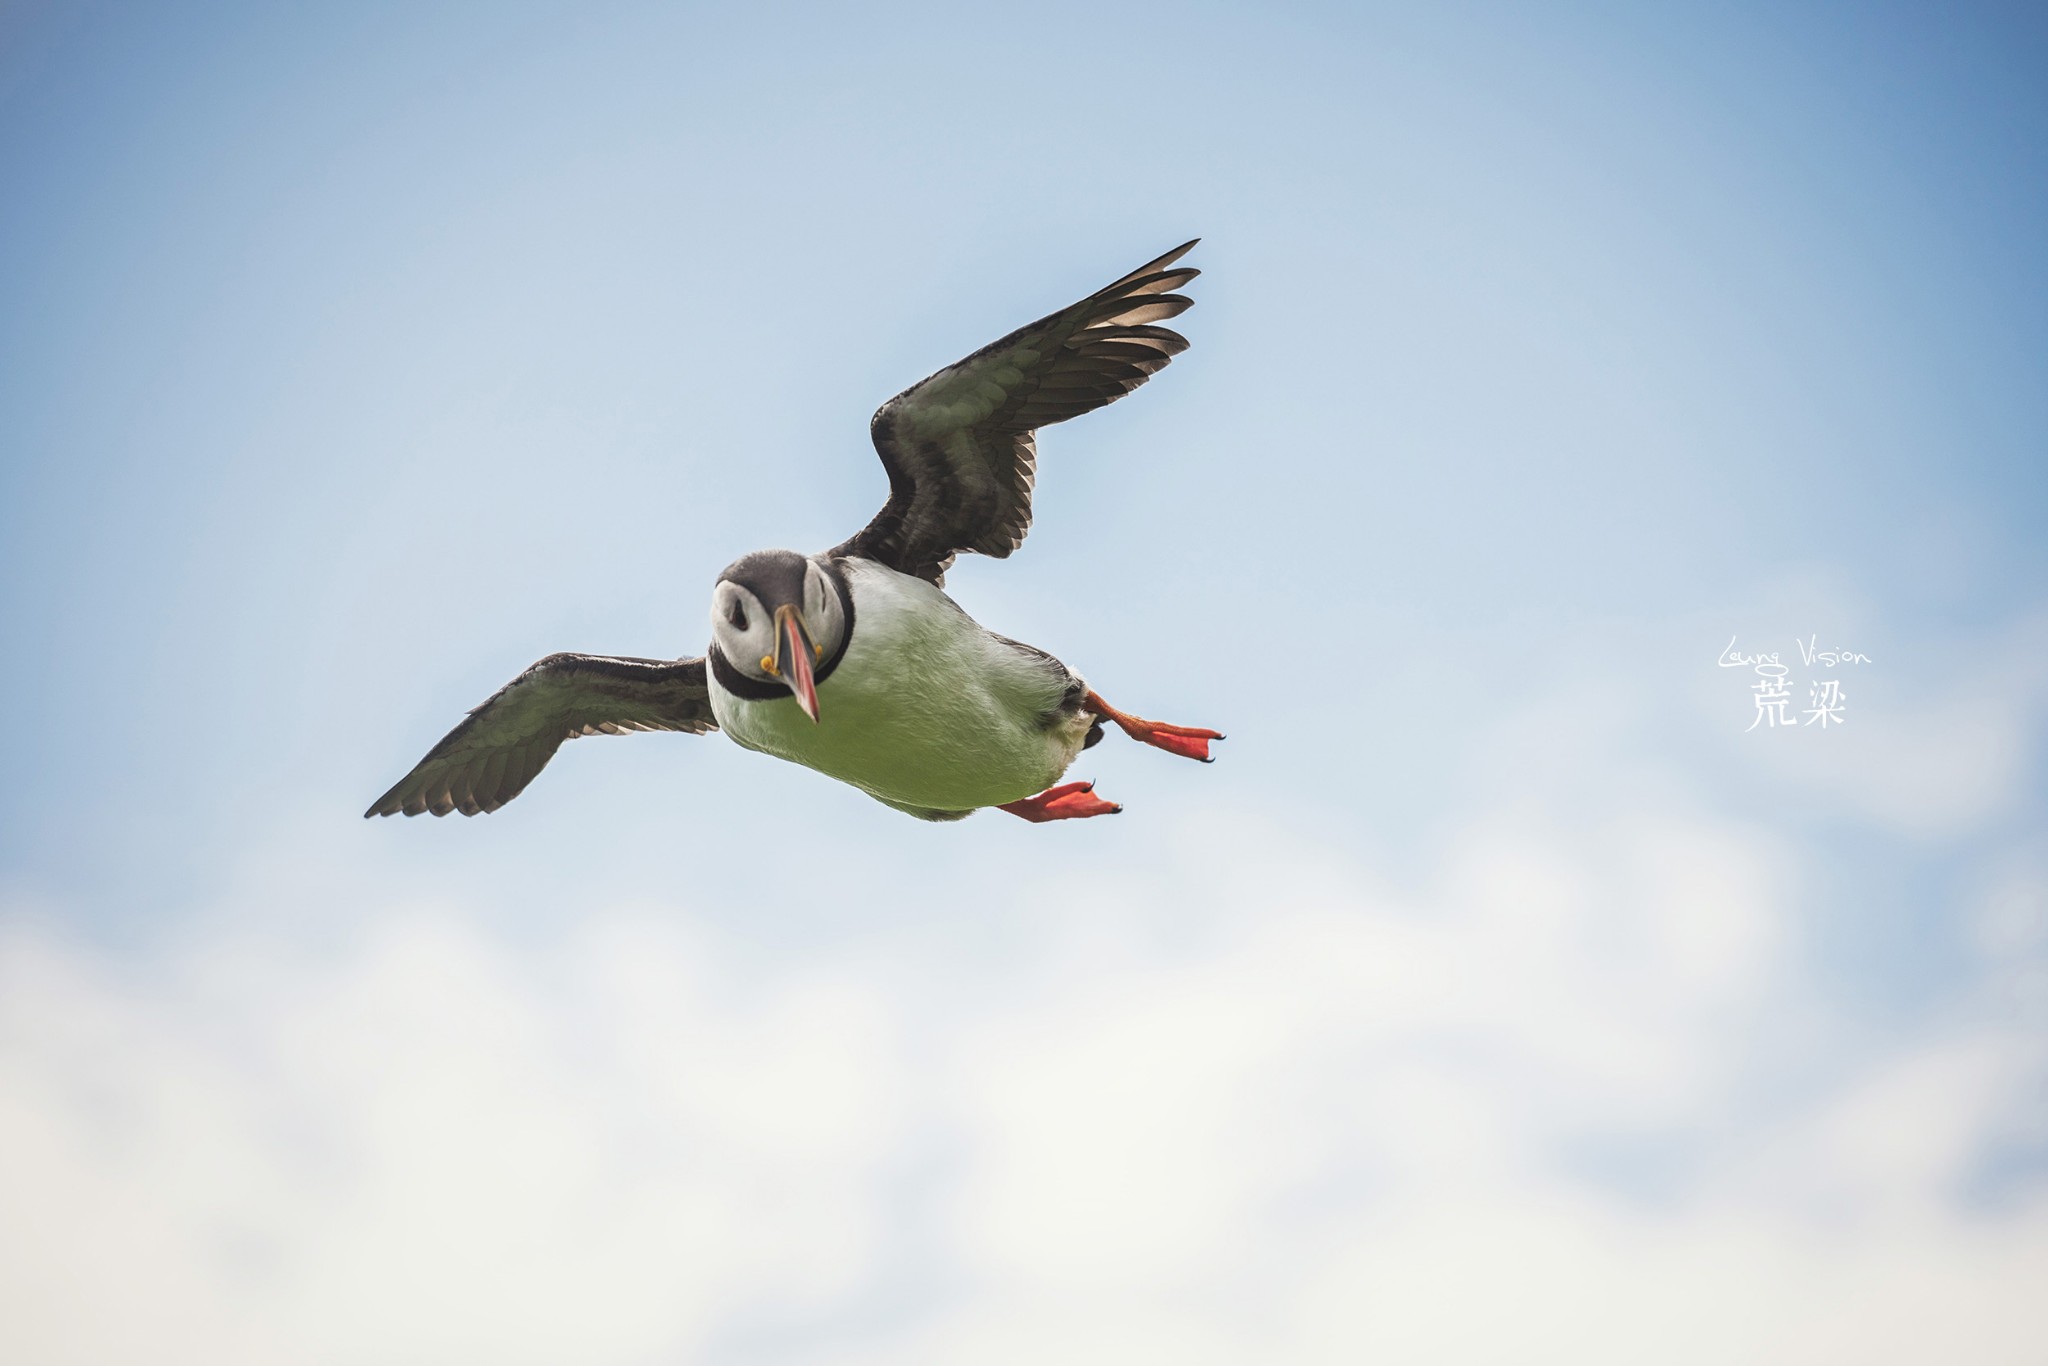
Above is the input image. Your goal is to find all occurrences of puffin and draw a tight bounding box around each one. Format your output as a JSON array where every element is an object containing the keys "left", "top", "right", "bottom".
[{"left": 365, "top": 241, "right": 1221, "bottom": 825}]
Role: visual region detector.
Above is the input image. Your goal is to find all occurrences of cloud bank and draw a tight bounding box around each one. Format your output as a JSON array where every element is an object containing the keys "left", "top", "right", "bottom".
[{"left": 5, "top": 733, "right": 2043, "bottom": 1363}]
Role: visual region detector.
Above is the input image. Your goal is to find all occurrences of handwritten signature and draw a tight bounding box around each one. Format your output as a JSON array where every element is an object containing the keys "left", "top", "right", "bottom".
[
  {"left": 1719, "top": 635, "right": 1870, "bottom": 731},
  {"left": 1718, "top": 635, "right": 1872, "bottom": 670}
]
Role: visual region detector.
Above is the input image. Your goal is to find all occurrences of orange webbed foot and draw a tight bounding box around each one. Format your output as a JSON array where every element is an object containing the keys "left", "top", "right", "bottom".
[
  {"left": 998, "top": 780, "right": 1123, "bottom": 823},
  {"left": 1084, "top": 690, "right": 1226, "bottom": 762}
]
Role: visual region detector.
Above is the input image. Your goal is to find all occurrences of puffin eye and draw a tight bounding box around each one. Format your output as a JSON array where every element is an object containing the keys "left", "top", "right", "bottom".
[{"left": 728, "top": 600, "right": 748, "bottom": 630}]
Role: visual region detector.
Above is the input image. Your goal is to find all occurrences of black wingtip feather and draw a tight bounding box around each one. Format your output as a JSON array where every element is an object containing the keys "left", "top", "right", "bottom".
[{"left": 1108, "top": 240, "right": 1200, "bottom": 290}]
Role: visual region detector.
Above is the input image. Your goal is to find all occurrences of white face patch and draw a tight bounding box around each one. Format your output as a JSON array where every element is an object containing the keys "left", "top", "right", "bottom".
[{"left": 709, "top": 580, "right": 779, "bottom": 681}]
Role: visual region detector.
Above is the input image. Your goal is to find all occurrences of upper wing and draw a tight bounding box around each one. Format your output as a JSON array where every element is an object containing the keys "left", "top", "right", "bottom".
[
  {"left": 364, "top": 654, "right": 716, "bottom": 818},
  {"left": 834, "top": 241, "right": 1198, "bottom": 584}
]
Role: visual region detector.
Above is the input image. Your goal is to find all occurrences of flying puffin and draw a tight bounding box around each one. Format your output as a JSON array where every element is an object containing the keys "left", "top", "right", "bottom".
[{"left": 365, "top": 241, "right": 1221, "bottom": 824}]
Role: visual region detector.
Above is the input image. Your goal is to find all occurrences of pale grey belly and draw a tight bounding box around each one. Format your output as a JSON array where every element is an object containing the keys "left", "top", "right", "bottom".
[
  {"left": 719, "top": 680, "right": 1087, "bottom": 811},
  {"left": 713, "top": 639, "right": 1092, "bottom": 813}
]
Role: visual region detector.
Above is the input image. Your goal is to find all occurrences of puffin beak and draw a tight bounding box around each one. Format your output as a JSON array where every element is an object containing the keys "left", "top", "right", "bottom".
[{"left": 771, "top": 604, "right": 821, "bottom": 722}]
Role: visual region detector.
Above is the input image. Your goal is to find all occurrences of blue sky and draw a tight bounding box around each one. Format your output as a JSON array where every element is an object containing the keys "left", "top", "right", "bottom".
[{"left": 3, "top": 3, "right": 2046, "bottom": 1361}]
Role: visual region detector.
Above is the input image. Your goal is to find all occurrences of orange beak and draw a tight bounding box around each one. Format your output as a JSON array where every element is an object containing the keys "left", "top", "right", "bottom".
[{"left": 771, "top": 604, "right": 820, "bottom": 722}]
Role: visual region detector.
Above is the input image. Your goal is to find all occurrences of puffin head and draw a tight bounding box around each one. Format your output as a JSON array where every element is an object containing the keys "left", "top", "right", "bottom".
[{"left": 709, "top": 550, "right": 848, "bottom": 722}]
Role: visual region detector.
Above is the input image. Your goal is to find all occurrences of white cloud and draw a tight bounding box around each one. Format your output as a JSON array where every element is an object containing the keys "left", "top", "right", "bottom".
[
  {"left": 920, "top": 809, "right": 2048, "bottom": 1363},
  {"left": 5, "top": 775, "right": 2043, "bottom": 1365},
  {"left": 0, "top": 911, "right": 908, "bottom": 1366}
]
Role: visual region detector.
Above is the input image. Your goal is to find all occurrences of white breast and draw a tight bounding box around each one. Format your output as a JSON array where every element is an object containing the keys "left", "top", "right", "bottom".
[{"left": 710, "top": 560, "right": 1090, "bottom": 813}]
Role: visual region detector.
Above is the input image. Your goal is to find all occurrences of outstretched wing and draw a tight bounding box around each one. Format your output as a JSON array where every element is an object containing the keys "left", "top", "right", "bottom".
[
  {"left": 834, "top": 240, "right": 1198, "bottom": 584},
  {"left": 364, "top": 654, "right": 716, "bottom": 818}
]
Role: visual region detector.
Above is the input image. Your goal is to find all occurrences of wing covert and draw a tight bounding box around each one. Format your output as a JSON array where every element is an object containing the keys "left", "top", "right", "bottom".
[
  {"left": 364, "top": 653, "right": 716, "bottom": 817},
  {"left": 835, "top": 240, "right": 1198, "bottom": 584}
]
